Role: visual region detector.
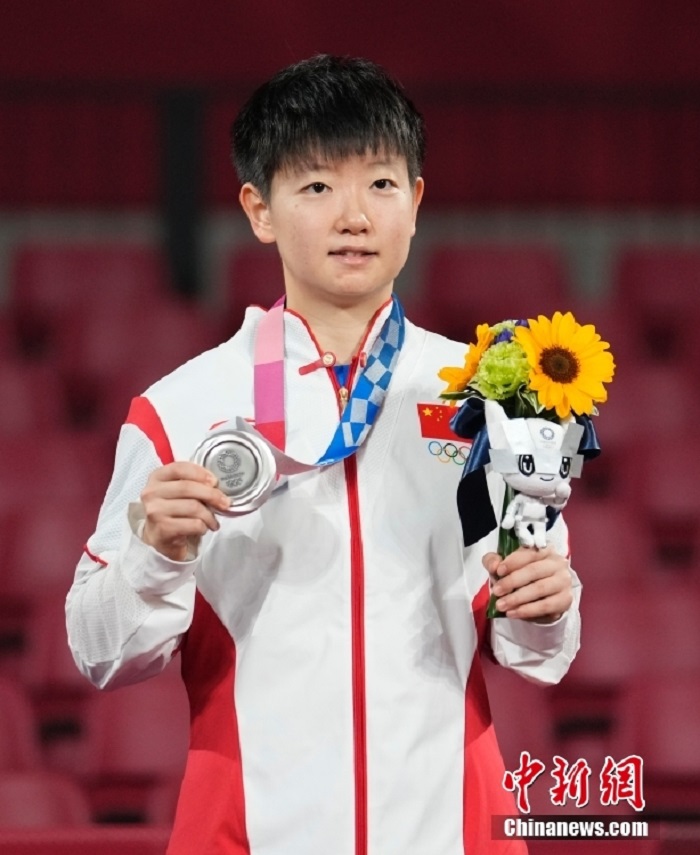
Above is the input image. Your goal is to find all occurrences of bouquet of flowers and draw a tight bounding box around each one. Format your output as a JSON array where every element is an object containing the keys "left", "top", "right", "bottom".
[{"left": 438, "top": 312, "right": 615, "bottom": 617}]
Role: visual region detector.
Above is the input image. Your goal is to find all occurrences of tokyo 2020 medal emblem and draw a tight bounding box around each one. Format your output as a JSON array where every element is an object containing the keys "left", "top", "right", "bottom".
[{"left": 191, "top": 426, "right": 277, "bottom": 516}]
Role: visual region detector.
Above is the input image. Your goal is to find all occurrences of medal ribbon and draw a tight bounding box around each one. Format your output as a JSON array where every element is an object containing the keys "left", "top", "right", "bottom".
[{"left": 253, "top": 296, "right": 405, "bottom": 464}]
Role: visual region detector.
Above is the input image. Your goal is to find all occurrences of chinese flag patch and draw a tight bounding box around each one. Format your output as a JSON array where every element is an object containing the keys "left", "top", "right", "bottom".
[{"left": 416, "top": 403, "right": 462, "bottom": 441}]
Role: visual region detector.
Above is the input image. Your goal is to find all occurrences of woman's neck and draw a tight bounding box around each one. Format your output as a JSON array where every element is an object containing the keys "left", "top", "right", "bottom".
[{"left": 286, "top": 293, "right": 392, "bottom": 363}]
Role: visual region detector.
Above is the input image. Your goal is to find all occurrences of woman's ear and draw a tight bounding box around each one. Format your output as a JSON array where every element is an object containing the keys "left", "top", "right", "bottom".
[
  {"left": 410, "top": 177, "right": 424, "bottom": 236},
  {"left": 239, "top": 183, "right": 276, "bottom": 244}
]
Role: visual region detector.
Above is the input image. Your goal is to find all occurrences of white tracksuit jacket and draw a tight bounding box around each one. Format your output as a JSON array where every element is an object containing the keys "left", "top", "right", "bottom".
[{"left": 66, "top": 302, "right": 581, "bottom": 855}]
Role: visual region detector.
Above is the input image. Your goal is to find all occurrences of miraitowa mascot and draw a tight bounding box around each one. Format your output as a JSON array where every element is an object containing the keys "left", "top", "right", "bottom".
[
  {"left": 451, "top": 397, "right": 598, "bottom": 555},
  {"left": 483, "top": 400, "right": 585, "bottom": 549}
]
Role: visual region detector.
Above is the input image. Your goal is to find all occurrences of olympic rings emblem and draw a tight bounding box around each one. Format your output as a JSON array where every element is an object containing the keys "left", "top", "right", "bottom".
[{"left": 427, "top": 440, "right": 471, "bottom": 465}]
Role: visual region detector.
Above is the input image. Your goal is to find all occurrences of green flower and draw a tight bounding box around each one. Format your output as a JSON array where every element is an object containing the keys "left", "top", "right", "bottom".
[
  {"left": 490, "top": 320, "right": 518, "bottom": 337},
  {"left": 469, "top": 340, "right": 530, "bottom": 400}
]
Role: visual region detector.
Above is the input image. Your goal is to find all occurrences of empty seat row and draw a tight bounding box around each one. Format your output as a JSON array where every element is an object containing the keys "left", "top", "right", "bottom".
[
  {"left": 3, "top": 652, "right": 699, "bottom": 828},
  {"left": 0, "top": 769, "right": 91, "bottom": 827},
  {"left": 3, "top": 621, "right": 700, "bottom": 826},
  {"left": 0, "top": 667, "right": 186, "bottom": 825},
  {"left": 405, "top": 243, "right": 700, "bottom": 361},
  {"left": 487, "top": 658, "right": 700, "bottom": 822},
  {"left": 0, "top": 431, "right": 112, "bottom": 515},
  {"left": 5, "top": 239, "right": 700, "bottom": 355}
]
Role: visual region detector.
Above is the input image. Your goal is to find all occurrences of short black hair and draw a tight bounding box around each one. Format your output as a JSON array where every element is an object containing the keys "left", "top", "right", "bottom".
[{"left": 231, "top": 54, "right": 426, "bottom": 200}]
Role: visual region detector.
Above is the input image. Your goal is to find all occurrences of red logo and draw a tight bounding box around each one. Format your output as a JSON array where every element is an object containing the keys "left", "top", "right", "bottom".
[{"left": 503, "top": 752, "right": 646, "bottom": 813}]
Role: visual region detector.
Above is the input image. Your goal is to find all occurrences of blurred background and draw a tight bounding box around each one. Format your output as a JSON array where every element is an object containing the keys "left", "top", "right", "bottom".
[{"left": 1, "top": 1, "right": 700, "bottom": 852}]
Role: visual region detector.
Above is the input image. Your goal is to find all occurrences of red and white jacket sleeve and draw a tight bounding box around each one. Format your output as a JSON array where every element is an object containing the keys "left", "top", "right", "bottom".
[{"left": 66, "top": 420, "right": 198, "bottom": 690}]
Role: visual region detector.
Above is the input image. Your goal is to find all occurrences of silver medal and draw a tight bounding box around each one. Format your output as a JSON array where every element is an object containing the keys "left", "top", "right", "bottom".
[{"left": 191, "top": 427, "right": 277, "bottom": 516}]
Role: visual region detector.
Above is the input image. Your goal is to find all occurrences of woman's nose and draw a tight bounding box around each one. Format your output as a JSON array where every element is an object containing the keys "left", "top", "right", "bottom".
[{"left": 335, "top": 192, "right": 371, "bottom": 233}]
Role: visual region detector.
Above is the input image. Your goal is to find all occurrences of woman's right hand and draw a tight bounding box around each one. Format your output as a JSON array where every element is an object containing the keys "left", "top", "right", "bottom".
[{"left": 140, "top": 462, "right": 231, "bottom": 561}]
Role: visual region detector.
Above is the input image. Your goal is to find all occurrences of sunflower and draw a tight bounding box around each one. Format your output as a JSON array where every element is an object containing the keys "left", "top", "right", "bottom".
[
  {"left": 514, "top": 311, "right": 615, "bottom": 418},
  {"left": 438, "top": 323, "right": 494, "bottom": 398}
]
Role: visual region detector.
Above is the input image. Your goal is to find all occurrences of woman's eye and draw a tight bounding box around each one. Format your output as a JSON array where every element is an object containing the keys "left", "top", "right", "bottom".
[
  {"left": 306, "top": 183, "right": 328, "bottom": 194},
  {"left": 373, "top": 179, "right": 394, "bottom": 190}
]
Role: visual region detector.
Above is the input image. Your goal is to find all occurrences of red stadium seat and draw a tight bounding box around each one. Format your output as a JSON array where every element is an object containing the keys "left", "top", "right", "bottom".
[
  {"left": 555, "top": 581, "right": 700, "bottom": 759},
  {"left": 638, "top": 585, "right": 700, "bottom": 676},
  {"left": 80, "top": 666, "right": 188, "bottom": 823},
  {"left": 576, "top": 355, "right": 700, "bottom": 504},
  {"left": 0, "top": 826, "right": 172, "bottom": 854},
  {"left": 568, "top": 582, "right": 700, "bottom": 688},
  {"left": 0, "top": 770, "right": 91, "bottom": 827},
  {"left": 22, "top": 596, "right": 92, "bottom": 694},
  {"left": 406, "top": 243, "right": 570, "bottom": 341},
  {"left": 0, "top": 358, "right": 69, "bottom": 435},
  {"left": 564, "top": 499, "right": 653, "bottom": 589},
  {"left": 551, "top": 581, "right": 639, "bottom": 745},
  {"left": 9, "top": 243, "right": 172, "bottom": 357},
  {"left": 613, "top": 672, "right": 700, "bottom": 816},
  {"left": 5, "top": 499, "right": 99, "bottom": 602},
  {"left": 591, "top": 360, "right": 698, "bottom": 452},
  {"left": 18, "top": 596, "right": 97, "bottom": 774},
  {"left": 54, "top": 295, "right": 223, "bottom": 429},
  {"left": 612, "top": 246, "right": 700, "bottom": 363},
  {"left": 220, "top": 243, "right": 285, "bottom": 336},
  {"left": 0, "top": 431, "right": 111, "bottom": 517},
  {"left": 0, "top": 483, "right": 103, "bottom": 672},
  {"left": 0, "top": 676, "right": 42, "bottom": 771},
  {"left": 621, "top": 432, "right": 700, "bottom": 572},
  {"left": 0, "top": 430, "right": 110, "bottom": 657},
  {"left": 82, "top": 666, "right": 189, "bottom": 779},
  {"left": 484, "top": 659, "right": 646, "bottom": 820}
]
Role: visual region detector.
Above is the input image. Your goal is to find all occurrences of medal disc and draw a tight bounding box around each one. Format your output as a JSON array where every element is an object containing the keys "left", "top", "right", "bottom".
[{"left": 191, "top": 428, "right": 277, "bottom": 515}]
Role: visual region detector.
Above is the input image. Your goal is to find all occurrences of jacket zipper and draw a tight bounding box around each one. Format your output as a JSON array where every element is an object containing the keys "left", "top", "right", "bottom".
[
  {"left": 288, "top": 301, "right": 392, "bottom": 854},
  {"left": 327, "top": 355, "right": 367, "bottom": 855},
  {"left": 345, "top": 453, "right": 367, "bottom": 855}
]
